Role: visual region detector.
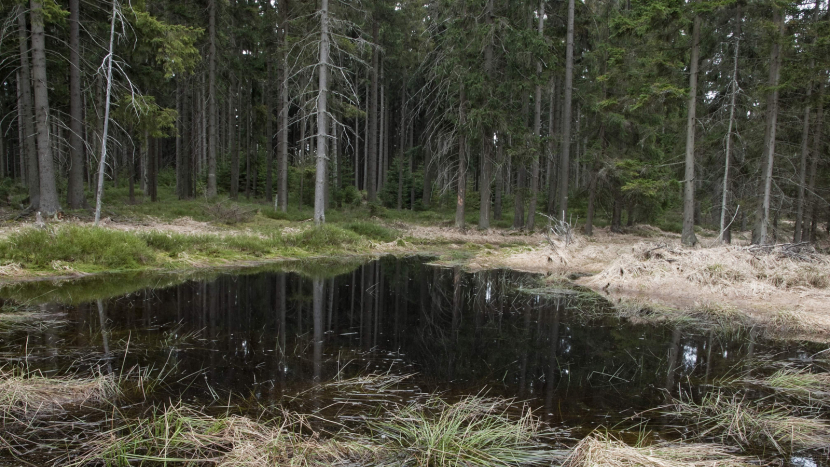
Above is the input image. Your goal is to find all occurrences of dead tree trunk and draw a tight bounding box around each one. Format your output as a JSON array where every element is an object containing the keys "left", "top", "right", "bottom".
[{"left": 313, "top": 0, "right": 330, "bottom": 226}]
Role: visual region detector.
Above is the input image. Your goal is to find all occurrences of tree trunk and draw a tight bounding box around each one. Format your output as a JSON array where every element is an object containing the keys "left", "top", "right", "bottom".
[
  {"left": 585, "top": 170, "right": 597, "bottom": 236},
  {"left": 230, "top": 80, "right": 239, "bottom": 199},
  {"left": 245, "top": 79, "right": 252, "bottom": 199},
  {"left": 94, "top": 0, "right": 118, "bottom": 224},
  {"left": 611, "top": 189, "right": 623, "bottom": 233},
  {"left": 478, "top": 0, "right": 495, "bottom": 230},
  {"left": 545, "top": 77, "right": 556, "bottom": 214},
  {"left": 753, "top": 8, "right": 783, "bottom": 245},
  {"left": 794, "top": 85, "right": 811, "bottom": 243},
  {"left": 17, "top": 10, "right": 39, "bottom": 209},
  {"left": 30, "top": 0, "right": 59, "bottom": 215},
  {"left": 176, "top": 80, "right": 182, "bottom": 193},
  {"left": 526, "top": 0, "right": 544, "bottom": 231},
  {"left": 557, "top": 0, "right": 575, "bottom": 219},
  {"left": 455, "top": 85, "right": 467, "bottom": 229},
  {"left": 682, "top": 13, "right": 701, "bottom": 246},
  {"left": 278, "top": 9, "right": 289, "bottom": 211},
  {"left": 149, "top": 135, "right": 158, "bottom": 202},
  {"left": 313, "top": 0, "right": 330, "bottom": 226},
  {"left": 266, "top": 64, "right": 274, "bottom": 202},
  {"left": 422, "top": 144, "right": 432, "bottom": 208},
  {"left": 397, "top": 85, "right": 406, "bottom": 210},
  {"left": 805, "top": 79, "right": 824, "bottom": 242},
  {"left": 494, "top": 142, "right": 503, "bottom": 220},
  {"left": 795, "top": 2, "right": 819, "bottom": 242},
  {"left": 367, "top": 21, "right": 379, "bottom": 202},
  {"left": 719, "top": 7, "right": 740, "bottom": 243},
  {"left": 207, "top": 0, "right": 217, "bottom": 197},
  {"left": 67, "top": 0, "right": 84, "bottom": 208}
]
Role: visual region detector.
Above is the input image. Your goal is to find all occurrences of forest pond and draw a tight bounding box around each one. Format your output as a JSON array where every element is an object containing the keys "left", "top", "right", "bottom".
[{"left": 0, "top": 256, "right": 827, "bottom": 466}]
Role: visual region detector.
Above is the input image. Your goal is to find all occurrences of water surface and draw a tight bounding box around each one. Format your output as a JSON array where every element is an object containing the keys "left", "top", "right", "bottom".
[{"left": 0, "top": 256, "right": 826, "bottom": 465}]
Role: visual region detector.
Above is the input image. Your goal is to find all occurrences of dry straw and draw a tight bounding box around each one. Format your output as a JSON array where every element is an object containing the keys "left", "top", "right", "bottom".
[
  {"left": 561, "top": 433, "right": 757, "bottom": 467},
  {"left": 0, "top": 369, "right": 118, "bottom": 417}
]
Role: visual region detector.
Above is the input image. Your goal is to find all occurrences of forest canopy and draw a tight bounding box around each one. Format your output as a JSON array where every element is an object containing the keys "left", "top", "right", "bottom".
[{"left": 0, "top": 0, "right": 828, "bottom": 244}]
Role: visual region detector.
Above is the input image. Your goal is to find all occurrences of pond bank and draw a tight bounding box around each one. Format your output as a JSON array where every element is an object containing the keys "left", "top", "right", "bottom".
[{"left": 1, "top": 218, "right": 829, "bottom": 342}]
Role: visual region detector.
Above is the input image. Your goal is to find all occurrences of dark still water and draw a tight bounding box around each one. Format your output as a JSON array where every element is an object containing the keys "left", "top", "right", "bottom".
[{"left": 0, "top": 256, "right": 826, "bottom": 464}]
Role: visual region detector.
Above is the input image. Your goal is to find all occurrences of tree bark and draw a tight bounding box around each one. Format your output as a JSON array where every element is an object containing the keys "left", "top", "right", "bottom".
[
  {"left": 455, "top": 85, "right": 467, "bottom": 229},
  {"left": 478, "top": 0, "right": 495, "bottom": 230},
  {"left": 30, "top": 0, "right": 59, "bottom": 215},
  {"left": 207, "top": 0, "right": 217, "bottom": 197},
  {"left": 367, "top": 21, "right": 380, "bottom": 202},
  {"left": 557, "top": 0, "right": 575, "bottom": 219},
  {"left": 719, "top": 7, "right": 740, "bottom": 243},
  {"left": 794, "top": 85, "right": 811, "bottom": 243},
  {"left": 94, "top": 0, "right": 118, "bottom": 223},
  {"left": 526, "top": 0, "right": 544, "bottom": 231},
  {"left": 753, "top": 8, "right": 783, "bottom": 245},
  {"left": 278, "top": 5, "right": 289, "bottom": 211},
  {"left": 805, "top": 79, "right": 824, "bottom": 242},
  {"left": 313, "top": 0, "right": 330, "bottom": 226},
  {"left": 681, "top": 13, "right": 701, "bottom": 246},
  {"left": 422, "top": 144, "right": 433, "bottom": 208},
  {"left": 266, "top": 65, "right": 274, "bottom": 202},
  {"left": 397, "top": 85, "right": 406, "bottom": 210},
  {"left": 17, "top": 10, "right": 39, "bottom": 209},
  {"left": 67, "top": 0, "right": 84, "bottom": 208},
  {"left": 545, "top": 77, "right": 556, "bottom": 214},
  {"left": 230, "top": 80, "right": 239, "bottom": 198}
]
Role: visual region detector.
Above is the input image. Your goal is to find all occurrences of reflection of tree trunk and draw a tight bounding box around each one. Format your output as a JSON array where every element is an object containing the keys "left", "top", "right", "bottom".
[
  {"left": 664, "top": 328, "right": 682, "bottom": 398},
  {"left": 362, "top": 262, "right": 374, "bottom": 350},
  {"left": 704, "top": 330, "right": 714, "bottom": 386},
  {"left": 449, "top": 266, "right": 462, "bottom": 380},
  {"left": 97, "top": 299, "right": 113, "bottom": 374},
  {"left": 313, "top": 278, "right": 324, "bottom": 382},
  {"left": 518, "top": 304, "right": 531, "bottom": 398},
  {"left": 544, "top": 303, "right": 561, "bottom": 420},
  {"left": 278, "top": 274, "right": 286, "bottom": 377},
  {"left": 374, "top": 262, "right": 382, "bottom": 348}
]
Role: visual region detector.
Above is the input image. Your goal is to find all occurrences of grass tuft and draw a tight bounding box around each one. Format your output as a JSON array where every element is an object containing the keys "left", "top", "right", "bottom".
[
  {"left": 371, "top": 395, "right": 554, "bottom": 466},
  {"left": 561, "top": 433, "right": 755, "bottom": 467},
  {"left": 670, "top": 391, "right": 830, "bottom": 453},
  {"left": 0, "top": 368, "right": 119, "bottom": 417},
  {"left": 77, "top": 403, "right": 385, "bottom": 467},
  {"left": 0, "top": 226, "right": 155, "bottom": 270},
  {"left": 744, "top": 367, "right": 830, "bottom": 405},
  {"left": 343, "top": 221, "right": 400, "bottom": 243}
]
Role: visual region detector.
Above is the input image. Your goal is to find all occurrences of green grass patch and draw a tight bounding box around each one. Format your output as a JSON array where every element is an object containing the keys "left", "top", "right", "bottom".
[
  {"left": 0, "top": 226, "right": 156, "bottom": 270},
  {"left": 342, "top": 221, "right": 400, "bottom": 243}
]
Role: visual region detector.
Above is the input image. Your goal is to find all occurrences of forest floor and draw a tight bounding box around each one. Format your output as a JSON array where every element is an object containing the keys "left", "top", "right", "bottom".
[{"left": 0, "top": 197, "right": 828, "bottom": 342}]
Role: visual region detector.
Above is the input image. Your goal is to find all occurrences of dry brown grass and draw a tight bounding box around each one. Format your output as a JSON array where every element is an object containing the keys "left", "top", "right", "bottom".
[
  {"left": 743, "top": 367, "right": 830, "bottom": 405},
  {"left": 0, "top": 369, "right": 119, "bottom": 416},
  {"left": 77, "top": 403, "right": 386, "bottom": 466},
  {"left": 670, "top": 392, "right": 830, "bottom": 453},
  {"left": 561, "top": 433, "right": 756, "bottom": 467}
]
